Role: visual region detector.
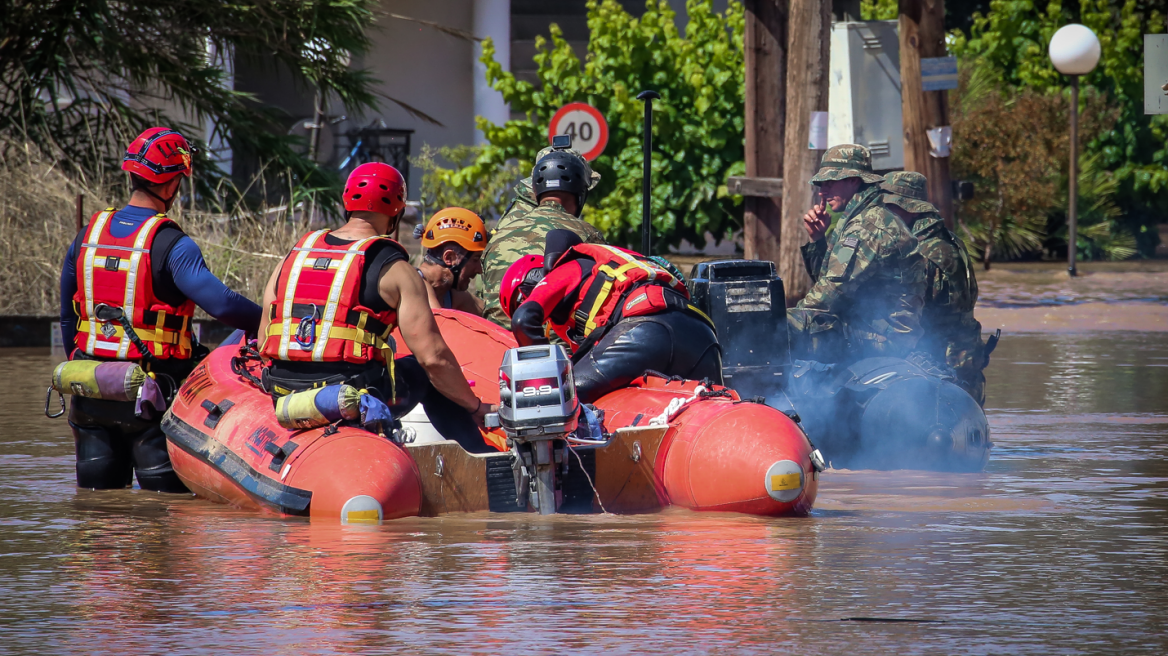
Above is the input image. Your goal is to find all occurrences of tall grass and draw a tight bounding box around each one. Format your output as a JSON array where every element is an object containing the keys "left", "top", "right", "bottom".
[{"left": 0, "top": 145, "right": 313, "bottom": 318}]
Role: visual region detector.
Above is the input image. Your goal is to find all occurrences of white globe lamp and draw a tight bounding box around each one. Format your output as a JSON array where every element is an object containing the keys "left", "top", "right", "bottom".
[
  {"left": 1049, "top": 24, "right": 1100, "bottom": 277},
  {"left": 1049, "top": 24, "right": 1101, "bottom": 75}
]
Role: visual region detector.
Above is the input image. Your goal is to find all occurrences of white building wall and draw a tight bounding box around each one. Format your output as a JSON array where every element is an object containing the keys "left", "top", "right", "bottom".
[{"left": 360, "top": 0, "right": 477, "bottom": 198}]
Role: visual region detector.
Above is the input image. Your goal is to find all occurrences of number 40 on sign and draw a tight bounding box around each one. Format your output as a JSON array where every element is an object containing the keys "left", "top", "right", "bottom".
[{"left": 548, "top": 102, "right": 609, "bottom": 161}]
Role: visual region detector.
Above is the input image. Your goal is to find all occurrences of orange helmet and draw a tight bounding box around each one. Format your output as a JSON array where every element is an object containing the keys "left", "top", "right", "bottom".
[
  {"left": 420, "top": 208, "right": 487, "bottom": 252},
  {"left": 420, "top": 206, "right": 488, "bottom": 253}
]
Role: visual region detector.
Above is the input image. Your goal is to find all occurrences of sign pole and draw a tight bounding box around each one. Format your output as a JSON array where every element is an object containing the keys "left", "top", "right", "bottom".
[
  {"left": 742, "top": 0, "right": 788, "bottom": 265},
  {"left": 636, "top": 90, "right": 660, "bottom": 255},
  {"left": 899, "top": 0, "right": 954, "bottom": 229}
]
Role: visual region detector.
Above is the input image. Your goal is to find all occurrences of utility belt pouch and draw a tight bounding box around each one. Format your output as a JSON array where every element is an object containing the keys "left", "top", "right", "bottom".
[
  {"left": 273, "top": 384, "right": 395, "bottom": 435},
  {"left": 620, "top": 285, "right": 671, "bottom": 318},
  {"left": 48, "top": 360, "right": 167, "bottom": 419}
]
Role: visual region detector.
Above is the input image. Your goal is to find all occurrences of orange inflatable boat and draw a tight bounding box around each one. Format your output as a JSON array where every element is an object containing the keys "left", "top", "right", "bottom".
[{"left": 163, "top": 310, "right": 819, "bottom": 520}]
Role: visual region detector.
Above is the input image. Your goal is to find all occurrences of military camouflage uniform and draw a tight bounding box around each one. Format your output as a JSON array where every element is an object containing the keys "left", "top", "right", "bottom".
[
  {"left": 882, "top": 171, "right": 987, "bottom": 405},
  {"left": 787, "top": 145, "right": 927, "bottom": 362},
  {"left": 477, "top": 147, "right": 605, "bottom": 328}
]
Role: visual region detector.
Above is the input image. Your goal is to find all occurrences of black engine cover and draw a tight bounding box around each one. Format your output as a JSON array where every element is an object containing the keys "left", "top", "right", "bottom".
[{"left": 688, "top": 259, "right": 790, "bottom": 397}]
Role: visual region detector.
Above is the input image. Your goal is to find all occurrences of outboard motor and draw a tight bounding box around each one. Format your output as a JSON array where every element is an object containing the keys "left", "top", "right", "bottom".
[
  {"left": 492, "top": 345, "right": 579, "bottom": 514},
  {"left": 688, "top": 260, "right": 791, "bottom": 397},
  {"left": 780, "top": 357, "right": 991, "bottom": 472}
]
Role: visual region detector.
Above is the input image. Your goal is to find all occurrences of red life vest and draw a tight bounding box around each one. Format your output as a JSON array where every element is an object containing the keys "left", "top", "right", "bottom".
[
  {"left": 73, "top": 208, "right": 195, "bottom": 360},
  {"left": 551, "top": 243, "right": 695, "bottom": 349},
  {"left": 261, "top": 230, "right": 406, "bottom": 366}
]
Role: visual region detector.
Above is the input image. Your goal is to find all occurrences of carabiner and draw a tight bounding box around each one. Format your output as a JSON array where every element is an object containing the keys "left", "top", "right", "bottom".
[
  {"left": 45, "top": 387, "right": 65, "bottom": 419},
  {"left": 294, "top": 303, "right": 319, "bottom": 348}
]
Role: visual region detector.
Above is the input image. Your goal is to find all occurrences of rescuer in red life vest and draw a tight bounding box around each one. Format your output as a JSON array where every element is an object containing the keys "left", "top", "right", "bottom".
[
  {"left": 501, "top": 230, "right": 723, "bottom": 403},
  {"left": 257, "top": 163, "right": 497, "bottom": 452},
  {"left": 58, "top": 127, "right": 262, "bottom": 492}
]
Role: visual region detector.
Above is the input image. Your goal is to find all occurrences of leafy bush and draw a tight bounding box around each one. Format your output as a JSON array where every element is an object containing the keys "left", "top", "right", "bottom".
[
  {"left": 951, "top": 63, "right": 1121, "bottom": 266},
  {"left": 439, "top": 0, "right": 746, "bottom": 252},
  {"left": 860, "top": 0, "right": 898, "bottom": 20}
]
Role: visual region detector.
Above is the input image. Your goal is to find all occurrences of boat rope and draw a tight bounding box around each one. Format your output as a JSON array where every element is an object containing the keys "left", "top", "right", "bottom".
[
  {"left": 567, "top": 443, "right": 608, "bottom": 515},
  {"left": 649, "top": 385, "right": 706, "bottom": 426},
  {"left": 647, "top": 385, "right": 734, "bottom": 426},
  {"left": 231, "top": 343, "right": 267, "bottom": 391}
]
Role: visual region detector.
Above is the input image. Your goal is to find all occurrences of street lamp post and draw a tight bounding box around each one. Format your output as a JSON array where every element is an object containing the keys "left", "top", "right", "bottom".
[{"left": 1049, "top": 24, "right": 1101, "bottom": 277}]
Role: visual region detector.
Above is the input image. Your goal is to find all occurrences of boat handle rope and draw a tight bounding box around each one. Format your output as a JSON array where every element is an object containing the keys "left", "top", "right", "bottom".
[
  {"left": 648, "top": 385, "right": 708, "bottom": 426},
  {"left": 45, "top": 387, "right": 65, "bottom": 419}
]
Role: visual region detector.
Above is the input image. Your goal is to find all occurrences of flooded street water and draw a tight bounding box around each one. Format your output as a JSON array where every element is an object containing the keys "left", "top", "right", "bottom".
[{"left": 2, "top": 330, "right": 1167, "bottom": 654}]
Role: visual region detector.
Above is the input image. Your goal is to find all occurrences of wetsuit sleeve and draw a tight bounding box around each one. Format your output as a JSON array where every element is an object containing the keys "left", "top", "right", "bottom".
[
  {"left": 59, "top": 234, "right": 82, "bottom": 353},
  {"left": 511, "top": 260, "right": 586, "bottom": 347},
  {"left": 165, "top": 235, "right": 262, "bottom": 333}
]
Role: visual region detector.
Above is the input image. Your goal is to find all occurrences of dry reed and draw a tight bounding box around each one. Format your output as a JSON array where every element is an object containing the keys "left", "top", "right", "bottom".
[{"left": 0, "top": 146, "right": 315, "bottom": 318}]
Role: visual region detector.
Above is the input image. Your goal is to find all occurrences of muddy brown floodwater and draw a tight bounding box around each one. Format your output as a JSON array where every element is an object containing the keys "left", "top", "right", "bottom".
[{"left": 2, "top": 329, "right": 1167, "bottom": 653}]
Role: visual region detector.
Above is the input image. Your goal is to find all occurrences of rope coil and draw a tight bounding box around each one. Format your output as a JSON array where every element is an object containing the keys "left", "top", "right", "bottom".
[{"left": 649, "top": 385, "right": 706, "bottom": 426}]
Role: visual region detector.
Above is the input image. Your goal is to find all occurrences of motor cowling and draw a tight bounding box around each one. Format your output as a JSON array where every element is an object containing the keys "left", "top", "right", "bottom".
[
  {"left": 688, "top": 260, "right": 791, "bottom": 398},
  {"left": 497, "top": 345, "right": 579, "bottom": 438}
]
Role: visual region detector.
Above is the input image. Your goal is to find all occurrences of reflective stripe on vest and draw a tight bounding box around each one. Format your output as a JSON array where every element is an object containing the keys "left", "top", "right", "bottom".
[{"left": 80, "top": 210, "right": 114, "bottom": 356}]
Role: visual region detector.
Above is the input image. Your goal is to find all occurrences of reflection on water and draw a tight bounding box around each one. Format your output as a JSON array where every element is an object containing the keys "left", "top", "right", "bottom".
[{"left": 2, "top": 337, "right": 1166, "bottom": 654}]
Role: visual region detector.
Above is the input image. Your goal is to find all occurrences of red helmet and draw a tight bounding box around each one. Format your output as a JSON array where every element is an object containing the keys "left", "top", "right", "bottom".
[
  {"left": 122, "top": 128, "right": 193, "bottom": 184},
  {"left": 344, "top": 163, "right": 406, "bottom": 217},
  {"left": 500, "top": 254, "right": 546, "bottom": 318}
]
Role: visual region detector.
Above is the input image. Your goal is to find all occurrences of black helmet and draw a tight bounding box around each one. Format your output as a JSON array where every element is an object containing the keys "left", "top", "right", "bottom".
[{"left": 532, "top": 151, "right": 589, "bottom": 214}]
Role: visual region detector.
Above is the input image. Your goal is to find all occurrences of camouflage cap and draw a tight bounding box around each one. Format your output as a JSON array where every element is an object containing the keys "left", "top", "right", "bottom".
[
  {"left": 810, "top": 144, "right": 885, "bottom": 184},
  {"left": 534, "top": 145, "right": 601, "bottom": 190},
  {"left": 513, "top": 176, "right": 536, "bottom": 205},
  {"left": 881, "top": 171, "right": 936, "bottom": 214}
]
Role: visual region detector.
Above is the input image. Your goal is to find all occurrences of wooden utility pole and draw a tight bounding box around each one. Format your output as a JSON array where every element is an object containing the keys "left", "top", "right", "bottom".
[
  {"left": 899, "top": 0, "right": 954, "bottom": 229},
  {"left": 742, "top": 0, "right": 788, "bottom": 265},
  {"left": 780, "top": 0, "right": 831, "bottom": 303}
]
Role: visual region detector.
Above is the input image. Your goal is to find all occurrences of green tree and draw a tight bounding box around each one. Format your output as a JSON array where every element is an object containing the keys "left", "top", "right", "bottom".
[
  {"left": 860, "top": 0, "right": 899, "bottom": 20},
  {"left": 950, "top": 0, "right": 1168, "bottom": 256},
  {"left": 0, "top": 0, "right": 408, "bottom": 209},
  {"left": 436, "top": 0, "right": 745, "bottom": 252}
]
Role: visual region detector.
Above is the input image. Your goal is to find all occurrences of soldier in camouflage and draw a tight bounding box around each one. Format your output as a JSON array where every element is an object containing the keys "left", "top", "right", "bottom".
[
  {"left": 881, "top": 171, "right": 989, "bottom": 405},
  {"left": 787, "top": 144, "right": 927, "bottom": 362},
  {"left": 477, "top": 145, "right": 606, "bottom": 328}
]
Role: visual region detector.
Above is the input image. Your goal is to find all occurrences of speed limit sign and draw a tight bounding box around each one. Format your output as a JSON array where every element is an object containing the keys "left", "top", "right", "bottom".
[{"left": 548, "top": 102, "right": 608, "bottom": 161}]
